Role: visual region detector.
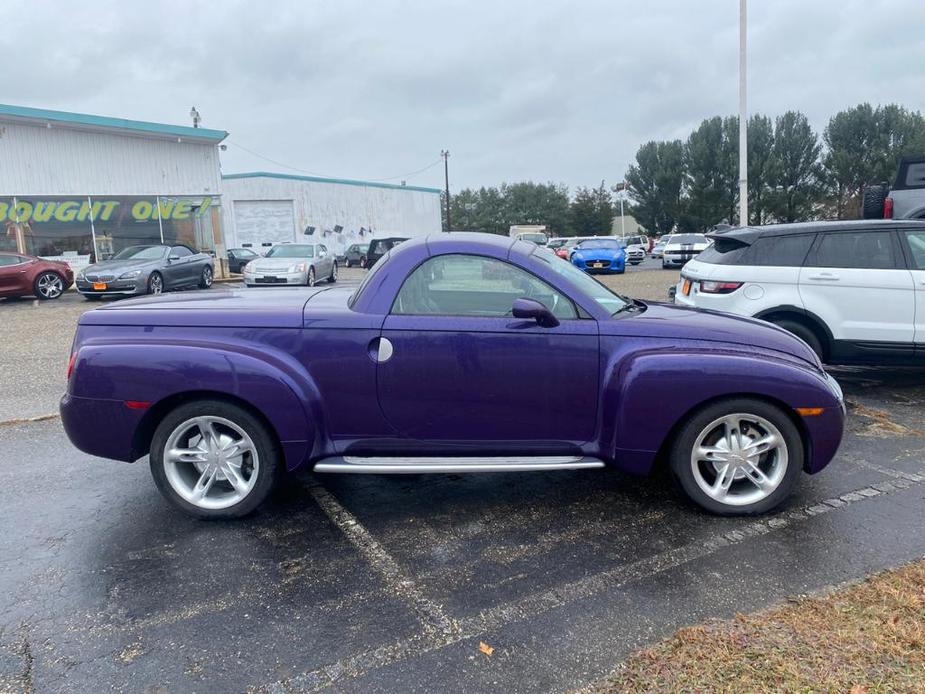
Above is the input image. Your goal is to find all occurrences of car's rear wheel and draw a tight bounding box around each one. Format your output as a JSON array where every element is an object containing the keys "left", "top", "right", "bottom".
[
  {"left": 34, "top": 272, "right": 65, "bottom": 300},
  {"left": 345, "top": 258, "right": 352, "bottom": 268},
  {"left": 148, "top": 272, "right": 164, "bottom": 295},
  {"left": 149, "top": 400, "right": 282, "bottom": 519},
  {"left": 199, "top": 266, "right": 213, "bottom": 289},
  {"left": 669, "top": 398, "right": 803, "bottom": 515},
  {"left": 770, "top": 319, "right": 825, "bottom": 361},
  {"left": 360, "top": 255, "right": 368, "bottom": 269}
]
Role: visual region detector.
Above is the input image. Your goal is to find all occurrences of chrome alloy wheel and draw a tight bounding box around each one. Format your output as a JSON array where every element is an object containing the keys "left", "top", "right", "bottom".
[
  {"left": 690, "top": 413, "right": 788, "bottom": 507},
  {"left": 202, "top": 266, "right": 213, "bottom": 287},
  {"left": 149, "top": 273, "right": 163, "bottom": 295},
  {"left": 162, "top": 416, "right": 260, "bottom": 510},
  {"left": 36, "top": 272, "right": 64, "bottom": 299}
]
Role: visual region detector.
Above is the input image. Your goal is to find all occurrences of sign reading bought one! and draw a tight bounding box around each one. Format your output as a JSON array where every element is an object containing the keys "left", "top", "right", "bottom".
[{"left": 0, "top": 197, "right": 213, "bottom": 223}]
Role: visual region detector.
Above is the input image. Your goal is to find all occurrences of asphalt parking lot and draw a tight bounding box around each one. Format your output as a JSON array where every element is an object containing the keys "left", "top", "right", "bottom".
[{"left": 2, "top": 259, "right": 924, "bottom": 693}]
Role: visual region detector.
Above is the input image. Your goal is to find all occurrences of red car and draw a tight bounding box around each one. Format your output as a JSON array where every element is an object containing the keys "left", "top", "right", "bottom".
[{"left": 0, "top": 252, "right": 74, "bottom": 300}]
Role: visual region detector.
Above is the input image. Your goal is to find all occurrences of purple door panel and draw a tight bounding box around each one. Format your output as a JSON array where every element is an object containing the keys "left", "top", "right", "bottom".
[{"left": 377, "top": 314, "right": 599, "bottom": 444}]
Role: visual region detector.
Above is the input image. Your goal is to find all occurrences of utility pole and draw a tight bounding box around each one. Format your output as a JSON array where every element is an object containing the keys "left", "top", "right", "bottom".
[
  {"left": 441, "top": 150, "right": 451, "bottom": 231},
  {"left": 738, "top": 0, "right": 748, "bottom": 226}
]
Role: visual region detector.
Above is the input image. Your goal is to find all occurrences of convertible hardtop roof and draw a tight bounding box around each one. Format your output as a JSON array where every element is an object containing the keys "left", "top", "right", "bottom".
[{"left": 708, "top": 218, "right": 924, "bottom": 244}]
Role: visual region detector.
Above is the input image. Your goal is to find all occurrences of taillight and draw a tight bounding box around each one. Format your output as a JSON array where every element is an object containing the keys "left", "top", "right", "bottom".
[
  {"left": 67, "top": 352, "right": 77, "bottom": 380},
  {"left": 883, "top": 197, "right": 893, "bottom": 218},
  {"left": 699, "top": 280, "right": 743, "bottom": 294}
]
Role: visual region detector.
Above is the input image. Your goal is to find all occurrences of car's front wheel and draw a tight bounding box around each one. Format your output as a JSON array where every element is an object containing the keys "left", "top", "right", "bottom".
[
  {"left": 670, "top": 398, "right": 803, "bottom": 515},
  {"left": 328, "top": 261, "right": 337, "bottom": 283},
  {"left": 148, "top": 272, "right": 164, "bottom": 295},
  {"left": 307, "top": 267, "right": 316, "bottom": 287},
  {"left": 149, "top": 400, "right": 282, "bottom": 519},
  {"left": 199, "top": 266, "right": 213, "bottom": 289}
]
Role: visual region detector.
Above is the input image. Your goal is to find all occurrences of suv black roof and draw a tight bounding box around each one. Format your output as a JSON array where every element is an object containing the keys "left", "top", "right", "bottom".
[{"left": 709, "top": 219, "right": 924, "bottom": 243}]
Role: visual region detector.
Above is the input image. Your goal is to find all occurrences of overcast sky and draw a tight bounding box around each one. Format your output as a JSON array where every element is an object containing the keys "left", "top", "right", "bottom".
[{"left": 3, "top": 0, "right": 923, "bottom": 192}]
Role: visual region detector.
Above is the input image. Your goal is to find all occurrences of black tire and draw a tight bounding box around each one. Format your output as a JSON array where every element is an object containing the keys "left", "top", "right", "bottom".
[
  {"left": 147, "top": 272, "right": 164, "bottom": 295},
  {"left": 307, "top": 267, "right": 316, "bottom": 287},
  {"left": 345, "top": 258, "right": 352, "bottom": 268},
  {"left": 770, "top": 319, "right": 825, "bottom": 362},
  {"left": 360, "top": 256, "right": 368, "bottom": 269},
  {"left": 33, "top": 271, "right": 66, "bottom": 300},
  {"left": 862, "top": 184, "right": 889, "bottom": 219},
  {"left": 198, "top": 265, "right": 214, "bottom": 289},
  {"left": 149, "top": 399, "right": 283, "bottom": 519},
  {"left": 328, "top": 261, "right": 337, "bottom": 283},
  {"left": 669, "top": 398, "right": 804, "bottom": 516}
]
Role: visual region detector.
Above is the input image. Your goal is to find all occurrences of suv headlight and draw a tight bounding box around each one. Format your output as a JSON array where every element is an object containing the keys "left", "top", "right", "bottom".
[{"left": 119, "top": 270, "right": 142, "bottom": 279}]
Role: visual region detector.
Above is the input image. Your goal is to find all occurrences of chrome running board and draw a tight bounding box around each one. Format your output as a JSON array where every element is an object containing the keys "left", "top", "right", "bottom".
[{"left": 313, "top": 455, "right": 605, "bottom": 474}]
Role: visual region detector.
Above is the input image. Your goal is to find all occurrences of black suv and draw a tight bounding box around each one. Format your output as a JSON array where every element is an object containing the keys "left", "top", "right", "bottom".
[{"left": 366, "top": 237, "right": 409, "bottom": 267}]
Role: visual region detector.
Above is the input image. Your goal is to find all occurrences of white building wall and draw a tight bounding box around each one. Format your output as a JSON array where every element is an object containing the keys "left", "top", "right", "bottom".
[
  {"left": 222, "top": 175, "right": 442, "bottom": 254},
  {"left": 0, "top": 121, "right": 222, "bottom": 196}
]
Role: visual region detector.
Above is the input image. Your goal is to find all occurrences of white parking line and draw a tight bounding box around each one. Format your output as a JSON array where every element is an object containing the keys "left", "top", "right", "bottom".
[
  {"left": 305, "top": 481, "right": 460, "bottom": 640},
  {"left": 261, "top": 472, "right": 925, "bottom": 693}
]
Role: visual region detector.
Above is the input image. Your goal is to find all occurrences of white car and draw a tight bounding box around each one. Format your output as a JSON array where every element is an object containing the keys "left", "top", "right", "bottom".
[
  {"left": 243, "top": 242, "right": 337, "bottom": 287},
  {"left": 673, "top": 220, "right": 925, "bottom": 365},
  {"left": 624, "top": 244, "right": 646, "bottom": 264},
  {"left": 662, "top": 233, "right": 710, "bottom": 269}
]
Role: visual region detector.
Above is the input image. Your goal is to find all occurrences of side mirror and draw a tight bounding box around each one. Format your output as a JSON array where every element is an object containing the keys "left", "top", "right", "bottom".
[
  {"left": 512, "top": 297, "right": 559, "bottom": 328},
  {"left": 169, "top": 254, "right": 180, "bottom": 262}
]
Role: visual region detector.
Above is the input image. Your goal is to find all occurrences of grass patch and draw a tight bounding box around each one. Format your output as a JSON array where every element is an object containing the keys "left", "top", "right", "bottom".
[{"left": 593, "top": 558, "right": 925, "bottom": 693}]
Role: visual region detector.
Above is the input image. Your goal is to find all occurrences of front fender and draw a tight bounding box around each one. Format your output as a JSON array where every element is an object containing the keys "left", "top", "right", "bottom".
[
  {"left": 600, "top": 348, "right": 844, "bottom": 475},
  {"left": 67, "top": 338, "right": 321, "bottom": 470}
]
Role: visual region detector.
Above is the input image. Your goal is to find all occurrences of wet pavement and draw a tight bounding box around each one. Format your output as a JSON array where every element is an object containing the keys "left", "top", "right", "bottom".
[{"left": 1, "top": 367, "right": 924, "bottom": 692}]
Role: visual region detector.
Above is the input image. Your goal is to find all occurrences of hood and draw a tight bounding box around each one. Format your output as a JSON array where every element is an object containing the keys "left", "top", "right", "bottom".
[
  {"left": 83, "top": 258, "right": 161, "bottom": 274},
  {"left": 604, "top": 302, "right": 821, "bottom": 368},
  {"left": 247, "top": 256, "right": 312, "bottom": 271},
  {"left": 573, "top": 248, "right": 624, "bottom": 260},
  {"left": 79, "top": 287, "right": 329, "bottom": 328},
  {"left": 665, "top": 241, "right": 709, "bottom": 251}
]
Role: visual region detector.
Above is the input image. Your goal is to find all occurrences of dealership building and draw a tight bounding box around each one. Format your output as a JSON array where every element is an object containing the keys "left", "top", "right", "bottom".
[{"left": 0, "top": 103, "right": 442, "bottom": 270}]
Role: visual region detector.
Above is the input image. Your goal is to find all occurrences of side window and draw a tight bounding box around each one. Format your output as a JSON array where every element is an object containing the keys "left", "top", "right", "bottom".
[
  {"left": 392, "top": 254, "right": 577, "bottom": 319},
  {"left": 319, "top": 244, "right": 328, "bottom": 255},
  {"left": 0, "top": 256, "right": 18, "bottom": 267},
  {"left": 746, "top": 234, "right": 814, "bottom": 267},
  {"left": 904, "top": 162, "right": 925, "bottom": 189},
  {"left": 808, "top": 232, "right": 897, "bottom": 270},
  {"left": 171, "top": 245, "right": 193, "bottom": 258},
  {"left": 903, "top": 230, "right": 925, "bottom": 270}
]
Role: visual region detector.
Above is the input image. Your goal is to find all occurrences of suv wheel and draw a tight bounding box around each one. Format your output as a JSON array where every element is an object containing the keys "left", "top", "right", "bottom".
[
  {"left": 771, "top": 319, "right": 825, "bottom": 361},
  {"left": 862, "top": 184, "right": 889, "bottom": 219},
  {"left": 671, "top": 398, "right": 803, "bottom": 515}
]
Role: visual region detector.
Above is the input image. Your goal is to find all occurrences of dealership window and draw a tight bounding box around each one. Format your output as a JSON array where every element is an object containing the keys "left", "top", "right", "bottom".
[
  {"left": 13, "top": 197, "right": 95, "bottom": 261},
  {"left": 90, "top": 196, "right": 163, "bottom": 259},
  {"left": 159, "top": 196, "right": 217, "bottom": 253},
  {"left": 0, "top": 197, "right": 17, "bottom": 252}
]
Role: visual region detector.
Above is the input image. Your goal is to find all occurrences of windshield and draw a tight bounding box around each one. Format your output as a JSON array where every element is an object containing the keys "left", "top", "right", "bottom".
[
  {"left": 266, "top": 244, "right": 314, "bottom": 258},
  {"left": 577, "top": 239, "right": 622, "bottom": 250},
  {"left": 112, "top": 245, "right": 167, "bottom": 260},
  {"left": 531, "top": 247, "right": 630, "bottom": 315},
  {"left": 669, "top": 234, "right": 707, "bottom": 244},
  {"left": 235, "top": 249, "right": 257, "bottom": 257}
]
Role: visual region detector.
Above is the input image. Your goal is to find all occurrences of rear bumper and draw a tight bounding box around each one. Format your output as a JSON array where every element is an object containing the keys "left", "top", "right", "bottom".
[{"left": 60, "top": 393, "right": 145, "bottom": 462}]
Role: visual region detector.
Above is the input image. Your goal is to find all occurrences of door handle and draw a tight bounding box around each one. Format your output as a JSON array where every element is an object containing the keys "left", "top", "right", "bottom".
[
  {"left": 368, "top": 337, "right": 394, "bottom": 363},
  {"left": 807, "top": 273, "right": 839, "bottom": 281}
]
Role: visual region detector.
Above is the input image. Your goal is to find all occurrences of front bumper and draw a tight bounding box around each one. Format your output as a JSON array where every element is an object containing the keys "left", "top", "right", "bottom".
[
  {"left": 75, "top": 275, "right": 145, "bottom": 296},
  {"left": 243, "top": 269, "right": 309, "bottom": 286},
  {"left": 662, "top": 254, "right": 694, "bottom": 266},
  {"left": 572, "top": 258, "right": 625, "bottom": 273}
]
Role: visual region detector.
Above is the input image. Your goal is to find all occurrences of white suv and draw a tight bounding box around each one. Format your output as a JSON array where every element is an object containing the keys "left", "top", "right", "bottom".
[{"left": 673, "top": 220, "right": 925, "bottom": 365}]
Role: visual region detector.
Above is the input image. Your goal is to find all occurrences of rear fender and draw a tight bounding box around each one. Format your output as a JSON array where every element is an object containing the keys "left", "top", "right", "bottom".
[{"left": 70, "top": 339, "right": 321, "bottom": 470}]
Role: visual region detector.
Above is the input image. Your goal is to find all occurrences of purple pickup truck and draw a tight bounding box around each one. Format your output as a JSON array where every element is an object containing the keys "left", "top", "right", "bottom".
[{"left": 61, "top": 233, "right": 845, "bottom": 519}]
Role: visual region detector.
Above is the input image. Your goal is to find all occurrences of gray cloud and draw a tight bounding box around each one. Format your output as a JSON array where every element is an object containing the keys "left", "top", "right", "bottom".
[{"left": 2, "top": 0, "right": 923, "bottom": 191}]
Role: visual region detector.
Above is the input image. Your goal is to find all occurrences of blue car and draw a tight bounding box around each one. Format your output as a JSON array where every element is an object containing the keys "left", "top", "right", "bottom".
[{"left": 570, "top": 238, "right": 626, "bottom": 274}]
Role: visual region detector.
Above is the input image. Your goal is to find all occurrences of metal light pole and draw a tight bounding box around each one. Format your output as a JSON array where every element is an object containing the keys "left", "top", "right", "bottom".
[
  {"left": 441, "top": 150, "right": 451, "bottom": 231},
  {"left": 738, "top": 0, "right": 748, "bottom": 226}
]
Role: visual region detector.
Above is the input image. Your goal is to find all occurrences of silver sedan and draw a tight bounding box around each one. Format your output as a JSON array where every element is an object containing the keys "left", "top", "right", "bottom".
[{"left": 242, "top": 243, "right": 337, "bottom": 287}]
